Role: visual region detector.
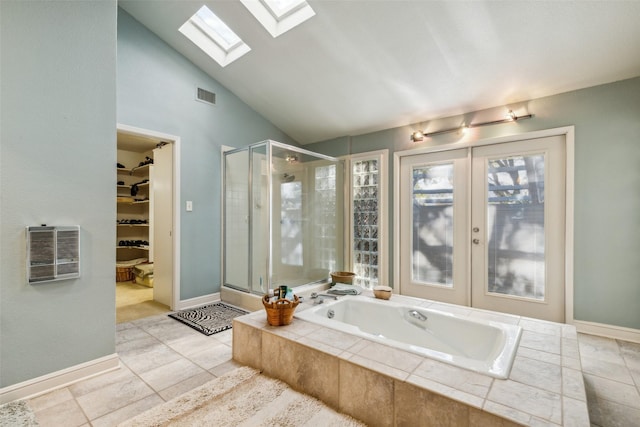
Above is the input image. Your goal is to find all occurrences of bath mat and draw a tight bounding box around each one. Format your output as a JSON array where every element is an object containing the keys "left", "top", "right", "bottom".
[
  {"left": 168, "top": 302, "right": 248, "bottom": 336},
  {"left": 119, "top": 366, "right": 365, "bottom": 427},
  {"left": 0, "top": 401, "right": 39, "bottom": 426}
]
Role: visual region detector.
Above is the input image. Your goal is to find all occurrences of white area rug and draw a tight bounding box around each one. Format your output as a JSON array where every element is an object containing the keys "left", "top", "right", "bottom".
[{"left": 119, "top": 366, "right": 365, "bottom": 426}]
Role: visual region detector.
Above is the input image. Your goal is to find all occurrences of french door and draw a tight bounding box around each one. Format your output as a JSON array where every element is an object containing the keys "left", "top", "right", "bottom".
[
  {"left": 399, "top": 148, "right": 470, "bottom": 306},
  {"left": 399, "top": 136, "right": 566, "bottom": 322}
]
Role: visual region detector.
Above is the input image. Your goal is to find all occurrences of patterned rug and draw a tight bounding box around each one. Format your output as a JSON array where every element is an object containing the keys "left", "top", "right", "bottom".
[{"left": 168, "top": 302, "right": 248, "bottom": 336}]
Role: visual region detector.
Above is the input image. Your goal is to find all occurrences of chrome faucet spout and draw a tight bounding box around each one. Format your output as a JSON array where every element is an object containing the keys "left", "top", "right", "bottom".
[{"left": 310, "top": 292, "right": 338, "bottom": 305}]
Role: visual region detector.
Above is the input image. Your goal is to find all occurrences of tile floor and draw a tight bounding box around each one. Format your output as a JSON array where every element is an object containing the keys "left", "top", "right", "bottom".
[
  {"left": 26, "top": 311, "right": 640, "bottom": 427},
  {"left": 578, "top": 333, "right": 640, "bottom": 426},
  {"left": 29, "top": 314, "right": 240, "bottom": 427},
  {"left": 115, "top": 281, "right": 169, "bottom": 323}
]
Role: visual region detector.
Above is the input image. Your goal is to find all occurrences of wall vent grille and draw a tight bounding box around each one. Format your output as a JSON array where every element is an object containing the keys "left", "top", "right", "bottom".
[
  {"left": 27, "top": 226, "right": 80, "bottom": 283},
  {"left": 196, "top": 87, "right": 216, "bottom": 105}
]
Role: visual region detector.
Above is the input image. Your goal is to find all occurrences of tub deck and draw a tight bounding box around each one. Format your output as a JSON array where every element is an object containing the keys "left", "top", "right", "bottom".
[{"left": 232, "top": 291, "right": 589, "bottom": 426}]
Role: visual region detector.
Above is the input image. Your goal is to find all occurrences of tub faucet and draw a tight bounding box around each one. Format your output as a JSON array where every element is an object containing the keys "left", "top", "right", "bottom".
[
  {"left": 409, "top": 310, "right": 427, "bottom": 321},
  {"left": 310, "top": 293, "right": 338, "bottom": 305}
]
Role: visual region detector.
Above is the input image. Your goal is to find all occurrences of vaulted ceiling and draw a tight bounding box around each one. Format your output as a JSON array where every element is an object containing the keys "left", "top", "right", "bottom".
[{"left": 119, "top": 1, "right": 640, "bottom": 144}]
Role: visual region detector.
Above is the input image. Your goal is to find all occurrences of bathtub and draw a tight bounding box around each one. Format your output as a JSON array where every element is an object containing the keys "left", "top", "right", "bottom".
[{"left": 294, "top": 295, "right": 522, "bottom": 379}]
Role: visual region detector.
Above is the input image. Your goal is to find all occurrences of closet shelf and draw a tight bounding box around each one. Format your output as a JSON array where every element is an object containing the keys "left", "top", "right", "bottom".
[
  {"left": 117, "top": 164, "right": 151, "bottom": 176},
  {"left": 116, "top": 200, "right": 150, "bottom": 205},
  {"left": 117, "top": 183, "right": 150, "bottom": 189},
  {"left": 117, "top": 146, "right": 153, "bottom": 267}
]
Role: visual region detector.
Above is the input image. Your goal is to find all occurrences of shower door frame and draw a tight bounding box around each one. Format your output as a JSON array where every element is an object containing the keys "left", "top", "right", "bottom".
[
  {"left": 223, "top": 140, "right": 345, "bottom": 295},
  {"left": 222, "top": 145, "right": 251, "bottom": 293}
]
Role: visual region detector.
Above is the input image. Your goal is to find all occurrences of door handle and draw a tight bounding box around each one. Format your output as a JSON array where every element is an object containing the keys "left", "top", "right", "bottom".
[{"left": 472, "top": 238, "right": 480, "bottom": 245}]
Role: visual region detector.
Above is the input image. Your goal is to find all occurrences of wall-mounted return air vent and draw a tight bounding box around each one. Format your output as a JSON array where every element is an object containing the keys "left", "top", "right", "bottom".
[
  {"left": 26, "top": 225, "right": 80, "bottom": 283},
  {"left": 196, "top": 87, "right": 216, "bottom": 105}
]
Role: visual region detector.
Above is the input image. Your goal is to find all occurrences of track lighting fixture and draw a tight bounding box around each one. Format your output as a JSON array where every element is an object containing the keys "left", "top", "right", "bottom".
[{"left": 410, "top": 110, "right": 533, "bottom": 142}]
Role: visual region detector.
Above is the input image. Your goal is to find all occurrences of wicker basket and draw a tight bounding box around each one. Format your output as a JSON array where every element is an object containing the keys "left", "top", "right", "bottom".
[
  {"left": 330, "top": 271, "right": 356, "bottom": 284},
  {"left": 116, "top": 266, "right": 134, "bottom": 282},
  {"left": 262, "top": 294, "right": 300, "bottom": 326}
]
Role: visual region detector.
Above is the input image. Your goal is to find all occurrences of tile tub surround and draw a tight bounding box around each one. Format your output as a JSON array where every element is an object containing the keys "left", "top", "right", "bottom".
[{"left": 233, "top": 292, "right": 589, "bottom": 426}]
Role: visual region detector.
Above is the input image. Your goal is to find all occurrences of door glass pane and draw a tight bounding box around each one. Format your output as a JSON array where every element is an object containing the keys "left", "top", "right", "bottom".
[
  {"left": 225, "top": 149, "right": 249, "bottom": 291},
  {"left": 353, "top": 159, "right": 379, "bottom": 288},
  {"left": 412, "top": 163, "right": 454, "bottom": 286},
  {"left": 280, "top": 181, "right": 302, "bottom": 265},
  {"left": 486, "top": 154, "right": 545, "bottom": 299}
]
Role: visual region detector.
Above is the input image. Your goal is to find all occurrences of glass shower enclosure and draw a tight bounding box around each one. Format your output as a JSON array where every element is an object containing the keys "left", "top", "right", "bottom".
[{"left": 223, "top": 140, "right": 345, "bottom": 296}]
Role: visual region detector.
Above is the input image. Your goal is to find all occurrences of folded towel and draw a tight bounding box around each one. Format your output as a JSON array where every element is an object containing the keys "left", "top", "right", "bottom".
[{"left": 327, "top": 284, "right": 363, "bottom": 295}]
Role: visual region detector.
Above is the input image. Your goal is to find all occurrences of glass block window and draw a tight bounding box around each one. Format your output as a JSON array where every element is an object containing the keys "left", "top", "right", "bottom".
[{"left": 352, "top": 157, "right": 383, "bottom": 288}]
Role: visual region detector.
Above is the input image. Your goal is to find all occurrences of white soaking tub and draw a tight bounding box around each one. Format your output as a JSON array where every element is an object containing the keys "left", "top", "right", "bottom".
[{"left": 294, "top": 295, "right": 522, "bottom": 379}]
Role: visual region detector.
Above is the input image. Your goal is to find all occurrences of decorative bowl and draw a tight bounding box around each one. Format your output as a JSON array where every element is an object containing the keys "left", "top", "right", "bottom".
[{"left": 373, "top": 285, "right": 392, "bottom": 300}]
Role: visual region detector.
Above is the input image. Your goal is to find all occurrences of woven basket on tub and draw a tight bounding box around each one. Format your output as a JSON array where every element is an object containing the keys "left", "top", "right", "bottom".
[{"left": 262, "top": 294, "right": 300, "bottom": 326}]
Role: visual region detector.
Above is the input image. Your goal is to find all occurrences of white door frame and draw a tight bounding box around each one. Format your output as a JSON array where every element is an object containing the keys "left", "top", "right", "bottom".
[
  {"left": 394, "top": 126, "right": 575, "bottom": 323},
  {"left": 117, "top": 123, "right": 181, "bottom": 310}
]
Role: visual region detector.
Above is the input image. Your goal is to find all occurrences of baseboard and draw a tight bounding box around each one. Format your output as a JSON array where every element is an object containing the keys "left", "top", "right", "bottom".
[
  {"left": 174, "top": 292, "right": 220, "bottom": 310},
  {"left": 0, "top": 353, "right": 120, "bottom": 404},
  {"left": 573, "top": 319, "right": 640, "bottom": 343}
]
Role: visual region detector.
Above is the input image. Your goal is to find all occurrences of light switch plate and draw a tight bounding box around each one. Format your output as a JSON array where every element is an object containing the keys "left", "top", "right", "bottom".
[{"left": 186, "top": 201, "right": 193, "bottom": 211}]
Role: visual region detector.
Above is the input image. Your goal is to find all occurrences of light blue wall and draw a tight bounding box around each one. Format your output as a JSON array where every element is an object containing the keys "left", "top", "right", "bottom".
[
  {"left": 0, "top": 1, "right": 117, "bottom": 387},
  {"left": 117, "top": 8, "right": 297, "bottom": 300},
  {"left": 0, "top": 1, "right": 636, "bottom": 394},
  {"left": 307, "top": 77, "right": 640, "bottom": 330}
]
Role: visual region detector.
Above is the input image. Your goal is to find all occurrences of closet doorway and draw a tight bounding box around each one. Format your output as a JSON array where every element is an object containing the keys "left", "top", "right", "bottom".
[
  {"left": 398, "top": 132, "right": 570, "bottom": 323},
  {"left": 116, "top": 124, "right": 179, "bottom": 323}
]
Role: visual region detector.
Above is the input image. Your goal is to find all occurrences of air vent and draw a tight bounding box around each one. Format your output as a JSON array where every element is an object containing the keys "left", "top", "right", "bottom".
[{"left": 196, "top": 87, "right": 216, "bottom": 105}]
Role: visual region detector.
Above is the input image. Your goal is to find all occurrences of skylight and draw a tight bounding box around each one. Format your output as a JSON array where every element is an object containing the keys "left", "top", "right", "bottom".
[
  {"left": 264, "top": 0, "right": 307, "bottom": 19},
  {"left": 194, "top": 6, "right": 242, "bottom": 51},
  {"left": 240, "top": 0, "right": 315, "bottom": 38},
  {"left": 179, "top": 5, "right": 250, "bottom": 67}
]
